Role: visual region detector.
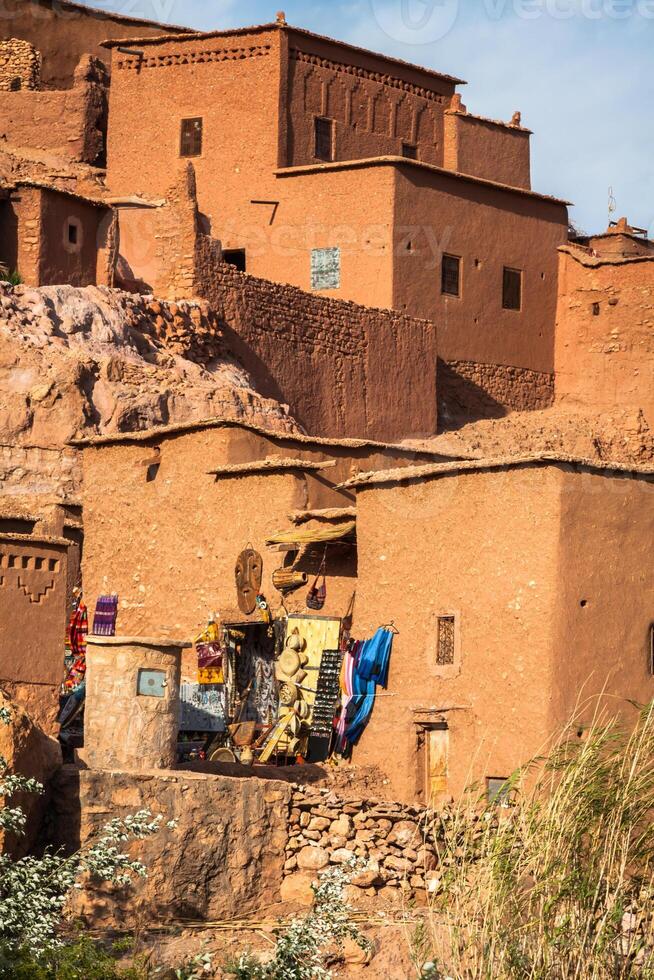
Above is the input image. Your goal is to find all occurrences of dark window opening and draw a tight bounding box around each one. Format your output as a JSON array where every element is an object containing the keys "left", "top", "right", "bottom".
[
  {"left": 592, "top": 302, "right": 600, "bottom": 316},
  {"left": 487, "top": 777, "right": 511, "bottom": 805},
  {"left": 180, "top": 117, "right": 203, "bottom": 158},
  {"left": 222, "top": 249, "right": 246, "bottom": 273},
  {"left": 146, "top": 463, "right": 160, "bottom": 483},
  {"left": 67, "top": 222, "right": 78, "bottom": 246},
  {"left": 315, "top": 117, "right": 334, "bottom": 162},
  {"left": 402, "top": 142, "right": 418, "bottom": 160},
  {"left": 649, "top": 624, "right": 654, "bottom": 676},
  {"left": 9, "top": 77, "right": 21, "bottom": 92},
  {"left": 437, "top": 615, "right": 456, "bottom": 666},
  {"left": 441, "top": 254, "right": 461, "bottom": 297},
  {"left": 503, "top": 267, "right": 522, "bottom": 311}
]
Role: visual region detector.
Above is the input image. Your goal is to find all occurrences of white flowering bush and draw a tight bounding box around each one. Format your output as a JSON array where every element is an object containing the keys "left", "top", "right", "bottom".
[
  {"left": 0, "top": 704, "right": 174, "bottom": 958},
  {"left": 229, "top": 864, "right": 370, "bottom": 980}
]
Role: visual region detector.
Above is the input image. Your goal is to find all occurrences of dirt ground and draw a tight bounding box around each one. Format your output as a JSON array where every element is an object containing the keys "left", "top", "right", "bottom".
[{"left": 120, "top": 909, "right": 421, "bottom": 978}]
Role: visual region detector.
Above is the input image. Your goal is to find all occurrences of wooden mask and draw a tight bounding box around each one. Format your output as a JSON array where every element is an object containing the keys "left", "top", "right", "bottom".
[{"left": 235, "top": 548, "right": 263, "bottom": 615}]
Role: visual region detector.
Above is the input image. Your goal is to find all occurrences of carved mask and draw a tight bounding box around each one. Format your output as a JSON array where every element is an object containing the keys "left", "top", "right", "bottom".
[{"left": 235, "top": 548, "right": 263, "bottom": 615}]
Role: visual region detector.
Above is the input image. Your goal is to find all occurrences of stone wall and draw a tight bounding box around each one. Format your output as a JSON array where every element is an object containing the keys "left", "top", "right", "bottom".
[
  {"left": 284, "top": 785, "right": 440, "bottom": 904},
  {"left": 0, "top": 38, "right": 41, "bottom": 91},
  {"left": 439, "top": 358, "right": 554, "bottom": 423},
  {"left": 0, "top": 54, "right": 107, "bottom": 164},
  {"left": 49, "top": 767, "right": 292, "bottom": 926},
  {"left": 200, "top": 261, "right": 438, "bottom": 441}
]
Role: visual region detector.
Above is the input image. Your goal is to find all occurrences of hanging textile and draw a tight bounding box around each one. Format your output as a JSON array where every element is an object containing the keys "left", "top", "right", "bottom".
[
  {"left": 236, "top": 626, "right": 279, "bottom": 725},
  {"left": 337, "top": 627, "right": 394, "bottom": 749},
  {"left": 195, "top": 621, "right": 224, "bottom": 682},
  {"left": 63, "top": 599, "right": 88, "bottom": 692},
  {"left": 92, "top": 595, "right": 118, "bottom": 636}
]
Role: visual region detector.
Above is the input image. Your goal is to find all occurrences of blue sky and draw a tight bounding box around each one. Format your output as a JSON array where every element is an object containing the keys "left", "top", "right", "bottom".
[{"left": 87, "top": 0, "right": 652, "bottom": 233}]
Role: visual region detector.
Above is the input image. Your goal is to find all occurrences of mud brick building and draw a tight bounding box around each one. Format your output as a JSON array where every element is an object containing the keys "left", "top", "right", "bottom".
[
  {"left": 0, "top": 181, "right": 114, "bottom": 288},
  {"left": 555, "top": 219, "right": 654, "bottom": 423},
  {"left": 103, "top": 19, "right": 569, "bottom": 414},
  {"left": 344, "top": 455, "right": 654, "bottom": 802}
]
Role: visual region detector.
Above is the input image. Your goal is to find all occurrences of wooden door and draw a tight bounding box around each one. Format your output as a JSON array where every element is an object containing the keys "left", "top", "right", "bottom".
[{"left": 426, "top": 725, "right": 448, "bottom": 803}]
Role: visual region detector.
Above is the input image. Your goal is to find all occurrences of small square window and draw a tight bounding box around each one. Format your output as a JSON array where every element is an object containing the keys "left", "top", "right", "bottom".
[
  {"left": 222, "top": 249, "right": 246, "bottom": 273},
  {"left": 437, "top": 616, "right": 456, "bottom": 666},
  {"left": 137, "top": 669, "right": 167, "bottom": 698},
  {"left": 441, "top": 254, "right": 461, "bottom": 297},
  {"left": 315, "top": 117, "right": 334, "bottom": 162},
  {"left": 180, "top": 117, "right": 203, "bottom": 158},
  {"left": 401, "top": 142, "right": 418, "bottom": 160},
  {"left": 311, "top": 247, "right": 341, "bottom": 291},
  {"left": 487, "top": 777, "right": 511, "bottom": 805},
  {"left": 503, "top": 267, "right": 522, "bottom": 311}
]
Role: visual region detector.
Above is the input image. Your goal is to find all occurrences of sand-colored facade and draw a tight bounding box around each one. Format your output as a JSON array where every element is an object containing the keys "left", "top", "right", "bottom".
[
  {"left": 77, "top": 419, "right": 451, "bottom": 643},
  {"left": 555, "top": 234, "right": 654, "bottom": 424},
  {"left": 0, "top": 531, "right": 70, "bottom": 732},
  {"left": 347, "top": 458, "right": 654, "bottom": 802}
]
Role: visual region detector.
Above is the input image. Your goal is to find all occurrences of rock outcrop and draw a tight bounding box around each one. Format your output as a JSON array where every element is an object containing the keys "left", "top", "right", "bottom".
[
  {"left": 0, "top": 690, "right": 62, "bottom": 857},
  {"left": 0, "top": 282, "right": 299, "bottom": 497}
]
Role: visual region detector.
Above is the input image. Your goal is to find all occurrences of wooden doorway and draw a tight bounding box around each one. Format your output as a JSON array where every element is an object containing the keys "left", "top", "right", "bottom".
[{"left": 417, "top": 722, "right": 449, "bottom": 805}]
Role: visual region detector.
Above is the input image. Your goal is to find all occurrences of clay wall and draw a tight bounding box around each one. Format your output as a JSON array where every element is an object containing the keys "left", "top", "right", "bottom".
[
  {"left": 551, "top": 468, "right": 654, "bottom": 732},
  {"left": 0, "top": 55, "right": 107, "bottom": 163},
  {"left": 443, "top": 110, "right": 531, "bottom": 190},
  {"left": 393, "top": 164, "right": 568, "bottom": 375},
  {"left": 0, "top": 533, "right": 69, "bottom": 731},
  {"left": 79, "top": 423, "right": 438, "bottom": 643},
  {"left": 0, "top": 0, "right": 189, "bottom": 89},
  {"left": 49, "top": 767, "right": 291, "bottom": 925},
  {"left": 352, "top": 464, "right": 560, "bottom": 802},
  {"left": 0, "top": 37, "right": 41, "bottom": 90},
  {"left": 285, "top": 32, "right": 454, "bottom": 169},
  {"left": 106, "top": 30, "right": 281, "bottom": 218},
  {"left": 200, "top": 262, "right": 437, "bottom": 440},
  {"left": 5, "top": 185, "right": 112, "bottom": 287},
  {"left": 555, "top": 247, "right": 654, "bottom": 423},
  {"left": 352, "top": 462, "right": 654, "bottom": 803}
]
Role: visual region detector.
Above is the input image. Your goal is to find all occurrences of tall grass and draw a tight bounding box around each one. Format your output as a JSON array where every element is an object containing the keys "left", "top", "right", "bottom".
[{"left": 425, "top": 703, "right": 654, "bottom": 979}]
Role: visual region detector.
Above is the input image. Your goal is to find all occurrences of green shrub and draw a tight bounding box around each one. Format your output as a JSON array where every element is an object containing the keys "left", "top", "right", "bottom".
[
  {"left": 0, "top": 933, "right": 148, "bottom": 979},
  {"left": 0, "top": 263, "right": 21, "bottom": 286}
]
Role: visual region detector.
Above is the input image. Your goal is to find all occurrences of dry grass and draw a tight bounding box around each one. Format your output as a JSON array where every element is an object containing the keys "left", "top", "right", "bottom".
[{"left": 423, "top": 703, "right": 654, "bottom": 979}]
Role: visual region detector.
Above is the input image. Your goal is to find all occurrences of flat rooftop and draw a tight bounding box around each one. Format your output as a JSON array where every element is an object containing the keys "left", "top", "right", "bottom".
[
  {"left": 340, "top": 452, "right": 654, "bottom": 489},
  {"left": 101, "top": 19, "right": 465, "bottom": 89},
  {"left": 70, "top": 416, "right": 467, "bottom": 458}
]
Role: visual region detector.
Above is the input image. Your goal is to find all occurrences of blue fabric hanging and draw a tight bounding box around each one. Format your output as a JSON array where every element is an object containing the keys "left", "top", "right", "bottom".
[{"left": 344, "top": 628, "right": 394, "bottom": 746}]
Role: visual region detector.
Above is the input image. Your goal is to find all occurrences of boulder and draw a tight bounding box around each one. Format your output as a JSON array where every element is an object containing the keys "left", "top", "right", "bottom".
[
  {"left": 280, "top": 873, "right": 316, "bottom": 907},
  {"left": 388, "top": 819, "right": 420, "bottom": 847},
  {"left": 0, "top": 690, "right": 62, "bottom": 857},
  {"left": 330, "top": 847, "right": 356, "bottom": 864},
  {"left": 297, "top": 845, "right": 330, "bottom": 871}
]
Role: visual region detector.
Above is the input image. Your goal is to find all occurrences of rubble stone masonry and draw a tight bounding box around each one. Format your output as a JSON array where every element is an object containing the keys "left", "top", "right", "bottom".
[
  {"left": 0, "top": 38, "right": 41, "bottom": 91},
  {"left": 285, "top": 784, "right": 441, "bottom": 905}
]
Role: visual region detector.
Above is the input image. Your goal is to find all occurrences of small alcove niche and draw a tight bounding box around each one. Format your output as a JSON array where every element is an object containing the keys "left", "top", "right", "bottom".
[{"left": 63, "top": 217, "right": 83, "bottom": 254}]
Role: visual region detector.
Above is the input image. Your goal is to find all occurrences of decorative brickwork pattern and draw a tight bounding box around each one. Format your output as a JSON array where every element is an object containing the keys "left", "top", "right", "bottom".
[
  {"left": 0, "top": 38, "right": 41, "bottom": 91},
  {"left": 290, "top": 48, "right": 447, "bottom": 104},
  {"left": 116, "top": 44, "right": 271, "bottom": 71}
]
